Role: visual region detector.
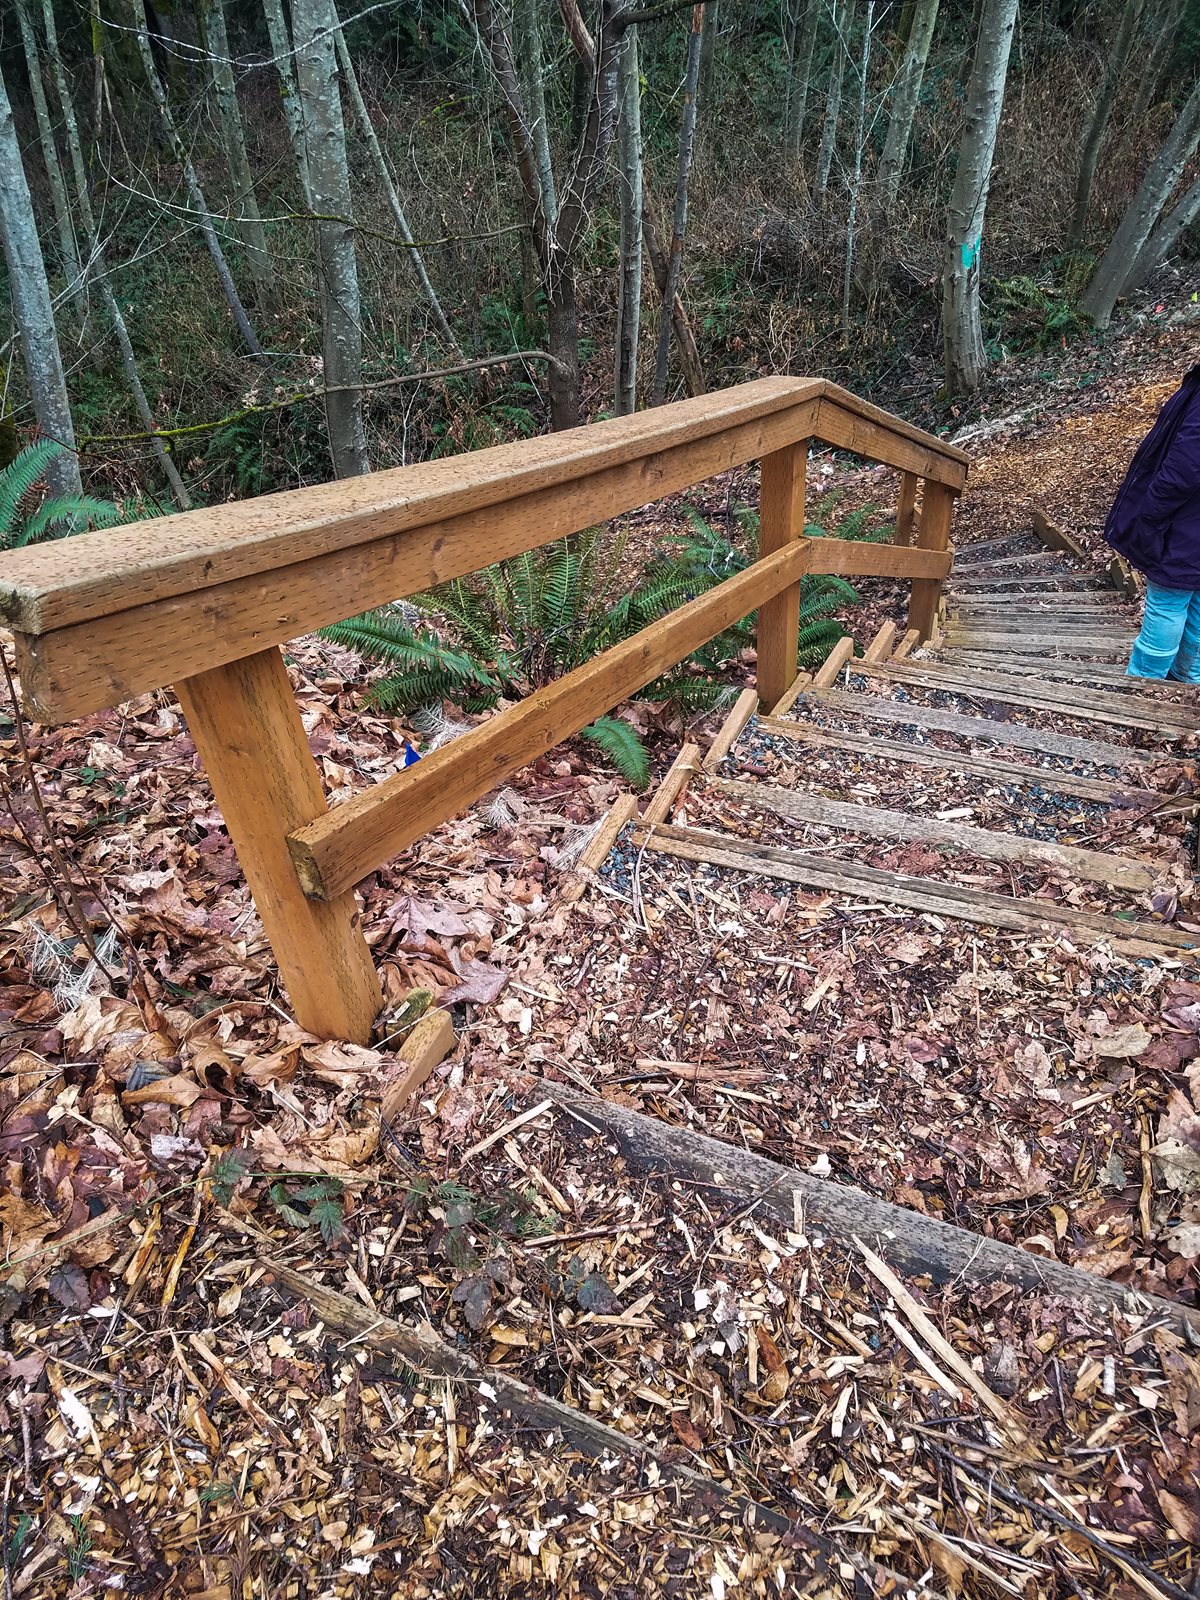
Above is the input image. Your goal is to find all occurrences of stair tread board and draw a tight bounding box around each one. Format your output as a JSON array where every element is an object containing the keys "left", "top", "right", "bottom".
[
  {"left": 711, "top": 777, "right": 1157, "bottom": 892},
  {"left": 935, "top": 650, "right": 1196, "bottom": 694},
  {"left": 854, "top": 659, "right": 1196, "bottom": 734},
  {"left": 953, "top": 551, "right": 1078, "bottom": 575},
  {"left": 641, "top": 824, "right": 1197, "bottom": 956},
  {"left": 953, "top": 532, "right": 1047, "bottom": 561},
  {"left": 742, "top": 716, "right": 1171, "bottom": 805},
  {"left": 788, "top": 688, "right": 1175, "bottom": 768}
]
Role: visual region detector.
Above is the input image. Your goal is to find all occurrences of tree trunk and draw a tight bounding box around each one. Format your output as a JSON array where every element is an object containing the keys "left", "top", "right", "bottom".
[
  {"left": 0, "top": 59, "right": 80, "bottom": 495},
  {"left": 1081, "top": 73, "right": 1200, "bottom": 329},
  {"left": 816, "top": 0, "right": 851, "bottom": 195},
  {"left": 262, "top": 0, "right": 313, "bottom": 206},
  {"left": 333, "top": 4, "right": 462, "bottom": 356},
  {"left": 42, "top": 0, "right": 190, "bottom": 507},
  {"left": 546, "top": 265, "right": 581, "bottom": 430},
  {"left": 878, "top": 0, "right": 939, "bottom": 212},
  {"left": 651, "top": 4, "right": 705, "bottom": 407},
  {"left": 199, "top": 0, "right": 277, "bottom": 309},
  {"left": 1067, "top": 0, "right": 1143, "bottom": 249},
  {"left": 699, "top": 0, "right": 719, "bottom": 94},
  {"left": 783, "top": 0, "right": 820, "bottom": 163},
  {"left": 514, "top": 0, "right": 558, "bottom": 228},
  {"left": 1124, "top": 170, "right": 1200, "bottom": 292},
  {"left": 841, "top": 0, "right": 874, "bottom": 335},
  {"left": 14, "top": 0, "right": 84, "bottom": 317},
  {"left": 131, "top": 10, "right": 264, "bottom": 360},
  {"left": 1126, "top": 0, "right": 1184, "bottom": 134},
  {"left": 292, "top": 0, "right": 370, "bottom": 476},
  {"left": 941, "top": 0, "right": 1019, "bottom": 395},
  {"left": 614, "top": 24, "right": 643, "bottom": 415},
  {"left": 643, "top": 193, "right": 705, "bottom": 397}
]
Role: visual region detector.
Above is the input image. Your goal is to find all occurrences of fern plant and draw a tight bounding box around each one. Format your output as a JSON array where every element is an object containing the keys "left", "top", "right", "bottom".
[
  {"left": 0, "top": 440, "right": 163, "bottom": 550},
  {"left": 325, "top": 508, "right": 863, "bottom": 789}
]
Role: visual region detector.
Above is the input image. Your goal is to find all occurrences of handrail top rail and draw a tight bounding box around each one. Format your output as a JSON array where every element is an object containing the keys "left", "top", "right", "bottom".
[{"left": 0, "top": 377, "right": 966, "bottom": 638}]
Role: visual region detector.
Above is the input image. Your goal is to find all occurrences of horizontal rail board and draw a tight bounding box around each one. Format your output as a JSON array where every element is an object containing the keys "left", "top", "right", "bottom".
[
  {"left": 0, "top": 378, "right": 967, "bottom": 640},
  {"left": 288, "top": 540, "right": 816, "bottom": 900},
  {"left": 17, "top": 402, "right": 822, "bottom": 723},
  {"left": 0, "top": 379, "right": 815, "bottom": 634},
  {"left": 804, "top": 537, "right": 953, "bottom": 580},
  {"left": 814, "top": 396, "right": 968, "bottom": 487}
]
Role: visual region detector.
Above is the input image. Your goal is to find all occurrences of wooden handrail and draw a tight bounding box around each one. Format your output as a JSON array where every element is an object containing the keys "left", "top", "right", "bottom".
[
  {"left": 0, "top": 377, "right": 967, "bottom": 1042},
  {"left": 2, "top": 379, "right": 965, "bottom": 724}
]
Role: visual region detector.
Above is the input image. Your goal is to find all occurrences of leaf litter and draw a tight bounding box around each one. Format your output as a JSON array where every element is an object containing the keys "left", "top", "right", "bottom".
[{"left": 4, "top": 346, "right": 1200, "bottom": 1595}]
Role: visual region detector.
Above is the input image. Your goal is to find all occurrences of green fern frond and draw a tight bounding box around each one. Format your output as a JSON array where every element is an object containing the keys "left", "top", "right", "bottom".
[
  {"left": 832, "top": 504, "right": 884, "bottom": 543},
  {"left": 0, "top": 441, "right": 62, "bottom": 543},
  {"left": 321, "top": 611, "right": 495, "bottom": 689},
  {"left": 581, "top": 715, "right": 650, "bottom": 789},
  {"left": 18, "top": 494, "right": 124, "bottom": 545},
  {"left": 434, "top": 578, "right": 504, "bottom": 659}
]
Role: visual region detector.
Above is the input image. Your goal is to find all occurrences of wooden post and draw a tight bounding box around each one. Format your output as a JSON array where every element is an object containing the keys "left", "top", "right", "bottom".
[
  {"left": 175, "top": 647, "right": 383, "bottom": 1043},
  {"left": 894, "top": 471, "right": 918, "bottom": 546},
  {"left": 906, "top": 479, "right": 955, "bottom": 641},
  {"left": 756, "top": 441, "right": 808, "bottom": 709}
]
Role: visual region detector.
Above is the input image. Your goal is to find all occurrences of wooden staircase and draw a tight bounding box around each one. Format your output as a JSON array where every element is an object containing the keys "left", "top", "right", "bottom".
[{"left": 627, "top": 520, "right": 1199, "bottom": 971}]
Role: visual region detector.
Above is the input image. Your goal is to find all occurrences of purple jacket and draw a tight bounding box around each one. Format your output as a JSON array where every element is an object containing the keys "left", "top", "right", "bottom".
[{"left": 1104, "top": 364, "right": 1200, "bottom": 591}]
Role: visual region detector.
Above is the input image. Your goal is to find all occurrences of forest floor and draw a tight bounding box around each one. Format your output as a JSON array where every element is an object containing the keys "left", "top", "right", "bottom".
[{"left": 2, "top": 326, "right": 1200, "bottom": 1598}]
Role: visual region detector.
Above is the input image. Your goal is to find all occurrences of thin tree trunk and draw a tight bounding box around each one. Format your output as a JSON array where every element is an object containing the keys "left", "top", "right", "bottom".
[
  {"left": 546, "top": 265, "right": 581, "bottom": 430},
  {"left": 333, "top": 6, "right": 462, "bottom": 356},
  {"left": 615, "top": 24, "right": 643, "bottom": 415},
  {"left": 0, "top": 59, "right": 80, "bottom": 495},
  {"left": 1126, "top": 0, "right": 1184, "bottom": 133},
  {"left": 292, "top": 0, "right": 370, "bottom": 476},
  {"left": 131, "top": 11, "right": 264, "bottom": 360},
  {"left": 816, "top": 0, "right": 850, "bottom": 195},
  {"left": 199, "top": 0, "right": 277, "bottom": 309},
  {"left": 699, "top": 0, "right": 719, "bottom": 93},
  {"left": 1081, "top": 74, "right": 1200, "bottom": 328},
  {"left": 942, "top": 0, "right": 1019, "bottom": 394},
  {"left": 514, "top": 0, "right": 558, "bottom": 228},
  {"left": 1124, "top": 171, "right": 1200, "bottom": 291},
  {"left": 783, "top": 0, "right": 820, "bottom": 162},
  {"left": 841, "top": 0, "right": 874, "bottom": 335},
  {"left": 878, "top": 0, "right": 939, "bottom": 212},
  {"left": 14, "top": 0, "right": 84, "bottom": 317},
  {"left": 643, "top": 191, "right": 705, "bottom": 397},
  {"left": 262, "top": 0, "right": 313, "bottom": 205},
  {"left": 42, "top": 0, "right": 190, "bottom": 507},
  {"left": 1067, "top": 0, "right": 1143, "bottom": 248},
  {"left": 651, "top": 4, "right": 705, "bottom": 407}
]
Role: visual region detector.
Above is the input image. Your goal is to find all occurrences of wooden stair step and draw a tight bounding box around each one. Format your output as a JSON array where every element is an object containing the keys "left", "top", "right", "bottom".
[
  {"left": 948, "top": 601, "right": 1132, "bottom": 618},
  {"left": 946, "top": 620, "right": 1135, "bottom": 638},
  {"left": 945, "top": 632, "right": 1132, "bottom": 657},
  {"left": 640, "top": 823, "right": 1197, "bottom": 959},
  {"left": 854, "top": 659, "right": 1195, "bottom": 735},
  {"left": 746, "top": 716, "right": 1171, "bottom": 806},
  {"left": 791, "top": 688, "right": 1171, "bottom": 768},
  {"left": 953, "top": 532, "right": 1045, "bottom": 561},
  {"left": 936, "top": 649, "right": 1194, "bottom": 693},
  {"left": 949, "top": 575, "right": 1111, "bottom": 594},
  {"left": 713, "top": 777, "right": 1156, "bottom": 891},
  {"left": 953, "top": 550, "right": 1076, "bottom": 575}
]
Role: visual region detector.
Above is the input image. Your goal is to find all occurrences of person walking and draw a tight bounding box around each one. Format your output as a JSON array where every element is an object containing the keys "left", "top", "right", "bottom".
[{"left": 1104, "top": 363, "right": 1200, "bottom": 681}]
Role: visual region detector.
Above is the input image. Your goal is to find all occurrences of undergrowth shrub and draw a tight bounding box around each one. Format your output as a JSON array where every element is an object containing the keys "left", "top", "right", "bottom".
[{"left": 325, "top": 498, "right": 867, "bottom": 787}]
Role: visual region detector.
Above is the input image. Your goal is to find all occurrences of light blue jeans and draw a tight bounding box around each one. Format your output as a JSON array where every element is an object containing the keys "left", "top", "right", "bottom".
[{"left": 1128, "top": 584, "right": 1200, "bottom": 681}]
